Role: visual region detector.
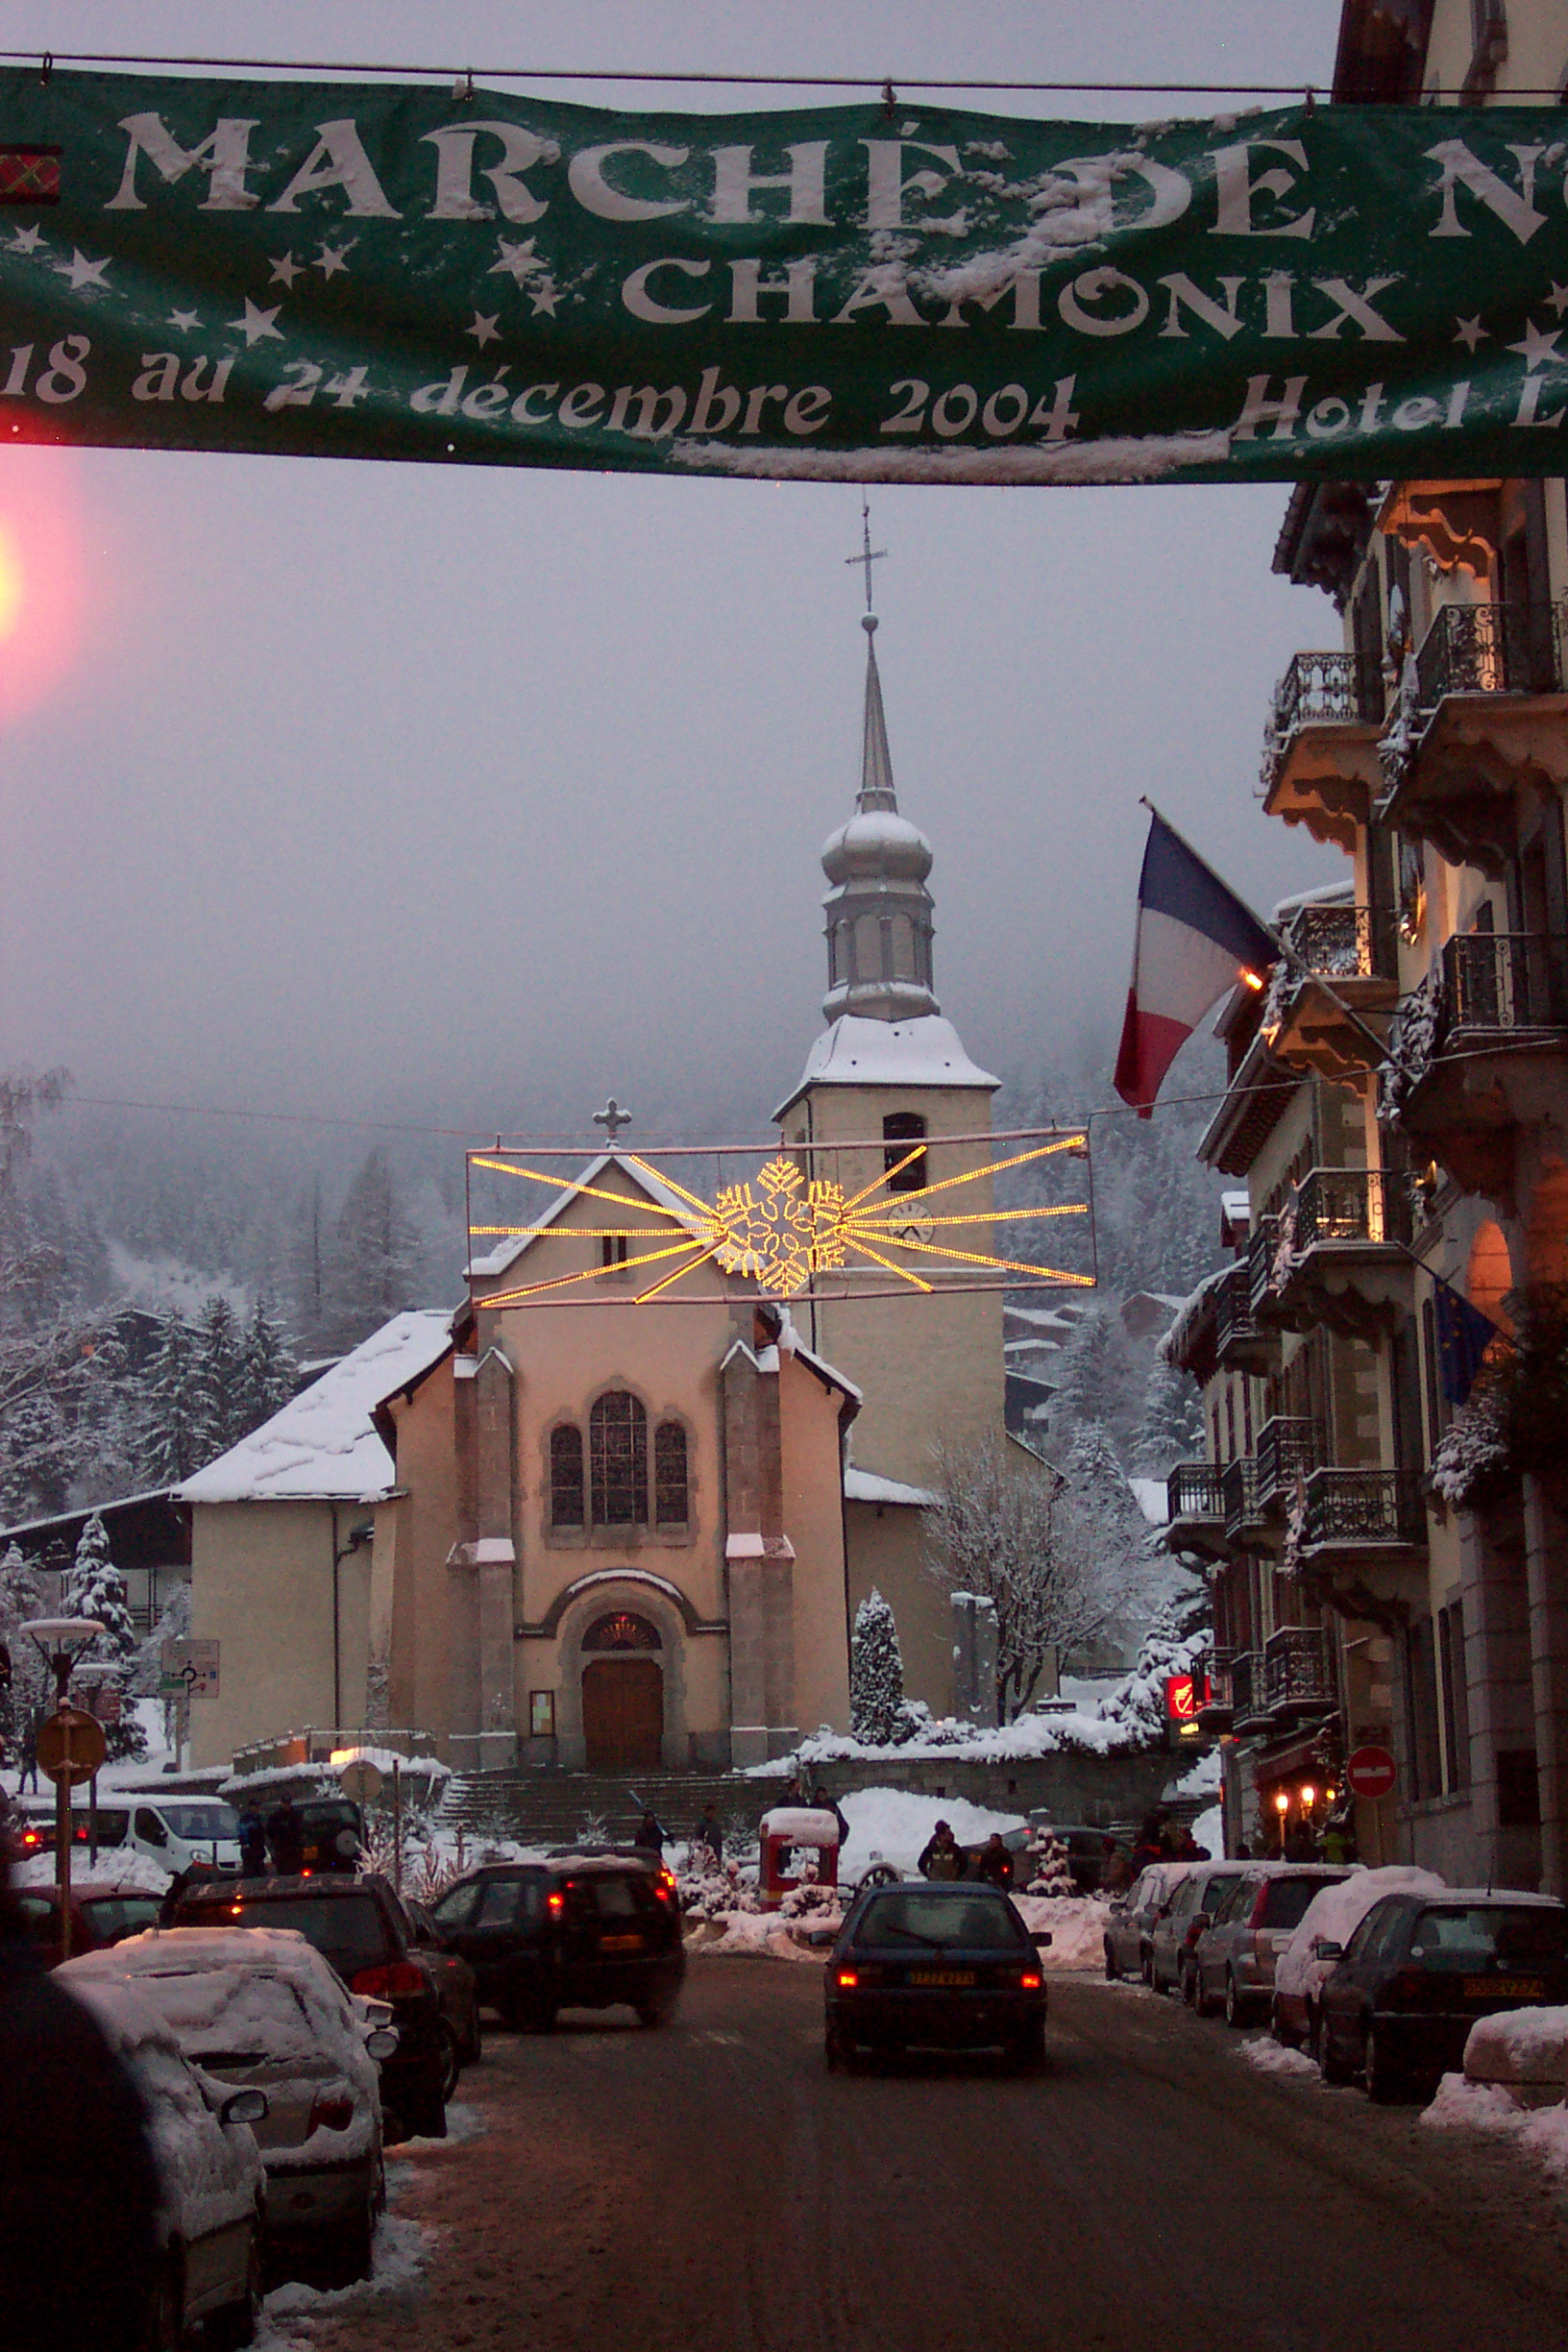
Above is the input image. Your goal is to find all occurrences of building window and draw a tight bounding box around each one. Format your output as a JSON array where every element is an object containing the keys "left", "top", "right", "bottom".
[
  {"left": 601, "top": 1233, "right": 628, "bottom": 1267},
  {"left": 550, "top": 1424, "right": 584, "bottom": 1529},
  {"left": 590, "top": 1389, "right": 648, "bottom": 1527},
  {"left": 883, "top": 1111, "right": 927, "bottom": 1193},
  {"left": 582, "top": 1609, "right": 661, "bottom": 1652},
  {"left": 1404, "top": 1618, "right": 1442, "bottom": 1803},
  {"left": 654, "top": 1420, "right": 689, "bottom": 1526},
  {"left": 1438, "top": 1601, "right": 1470, "bottom": 1794}
]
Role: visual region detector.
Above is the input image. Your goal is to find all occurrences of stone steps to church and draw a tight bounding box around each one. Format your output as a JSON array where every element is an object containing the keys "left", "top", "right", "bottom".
[{"left": 442, "top": 1769, "right": 779, "bottom": 1849}]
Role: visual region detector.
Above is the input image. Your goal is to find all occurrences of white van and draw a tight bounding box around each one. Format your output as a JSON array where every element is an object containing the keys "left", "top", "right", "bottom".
[{"left": 128, "top": 1796, "right": 243, "bottom": 1875}]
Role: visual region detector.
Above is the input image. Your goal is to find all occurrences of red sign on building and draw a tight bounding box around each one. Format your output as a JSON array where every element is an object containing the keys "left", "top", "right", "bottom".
[
  {"left": 1346, "top": 1746, "right": 1398, "bottom": 1801},
  {"left": 1165, "top": 1675, "right": 1211, "bottom": 1723}
]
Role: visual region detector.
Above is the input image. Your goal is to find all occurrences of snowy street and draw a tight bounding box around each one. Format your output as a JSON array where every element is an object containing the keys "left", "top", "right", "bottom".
[{"left": 266, "top": 1964, "right": 1568, "bottom": 2352}]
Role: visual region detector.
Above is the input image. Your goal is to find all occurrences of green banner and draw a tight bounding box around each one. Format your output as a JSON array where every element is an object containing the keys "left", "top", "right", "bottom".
[{"left": 3, "top": 67, "right": 1568, "bottom": 482}]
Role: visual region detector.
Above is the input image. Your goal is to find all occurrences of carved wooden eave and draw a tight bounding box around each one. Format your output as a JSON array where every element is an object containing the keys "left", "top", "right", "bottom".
[
  {"left": 1379, "top": 480, "right": 1502, "bottom": 579},
  {"left": 1397, "top": 1042, "right": 1568, "bottom": 1206},
  {"left": 1264, "top": 724, "right": 1382, "bottom": 854},
  {"left": 1272, "top": 1245, "right": 1414, "bottom": 1342},
  {"left": 1301, "top": 1566, "right": 1419, "bottom": 1632},
  {"left": 1267, "top": 974, "right": 1394, "bottom": 1085},
  {"left": 1380, "top": 694, "right": 1568, "bottom": 876}
]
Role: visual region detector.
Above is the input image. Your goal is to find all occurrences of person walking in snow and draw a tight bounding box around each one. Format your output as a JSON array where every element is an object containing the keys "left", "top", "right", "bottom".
[
  {"left": 633, "top": 1809, "right": 668, "bottom": 1856},
  {"left": 976, "top": 1833, "right": 1015, "bottom": 1891},
  {"left": 692, "top": 1804, "right": 723, "bottom": 1866},
  {"left": 236, "top": 1801, "right": 267, "bottom": 1878},
  {"left": 265, "top": 1794, "right": 305, "bottom": 1876},
  {"left": 919, "top": 1821, "right": 966, "bottom": 1881}
]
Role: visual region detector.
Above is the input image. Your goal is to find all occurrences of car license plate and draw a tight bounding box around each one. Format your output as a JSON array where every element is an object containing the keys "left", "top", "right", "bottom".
[
  {"left": 600, "top": 1933, "right": 644, "bottom": 1953},
  {"left": 909, "top": 1971, "right": 975, "bottom": 1987},
  {"left": 1465, "top": 1977, "right": 1543, "bottom": 2000}
]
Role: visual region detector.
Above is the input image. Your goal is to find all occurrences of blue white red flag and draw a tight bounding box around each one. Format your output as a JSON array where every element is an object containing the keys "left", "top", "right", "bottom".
[{"left": 1114, "top": 808, "right": 1279, "bottom": 1117}]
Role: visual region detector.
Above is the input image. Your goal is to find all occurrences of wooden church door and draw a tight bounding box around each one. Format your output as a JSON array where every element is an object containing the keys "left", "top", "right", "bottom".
[{"left": 581, "top": 1657, "right": 663, "bottom": 1771}]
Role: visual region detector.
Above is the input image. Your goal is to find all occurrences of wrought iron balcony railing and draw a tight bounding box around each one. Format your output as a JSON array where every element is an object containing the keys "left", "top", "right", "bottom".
[
  {"left": 1409, "top": 599, "right": 1567, "bottom": 716},
  {"left": 1280, "top": 900, "right": 1393, "bottom": 981},
  {"left": 1197, "top": 1649, "right": 1236, "bottom": 1724},
  {"left": 1264, "top": 1625, "right": 1335, "bottom": 1717},
  {"left": 1443, "top": 930, "right": 1568, "bottom": 1035},
  {"left": 1256, "top": 1415, "right": 1323, "bottom": 1507},
  {"left": 1167, "top": 1462, "right": 1224, "bottom": 1527},
  {"left": 1221, "top": 1457, "right": 1264, "bottom": 1539},
  {"left": 1293, "top": 1167, "right": 1411, "bottom": 1253},
  {"left": 1215, "top": 1264, "right": 1263, "bottom": 1360},
  {"left": 1230, "top": 1650, "right": 1269, "bottom": 1730},
  {"left": 1247, "top": 1213, "right": 1281, "bottom": 1315},
  {"left": 1302, "top": 1468, "right": 1424, "bottom": 1549},
  {"left": 1262, "top": 649, "right": 1384, "bottom": 794}
]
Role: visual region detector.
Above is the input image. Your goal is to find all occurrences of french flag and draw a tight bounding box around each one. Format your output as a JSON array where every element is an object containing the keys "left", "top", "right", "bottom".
[{"left": 1114, "top": 807, "right": 1279, "bottom": 1117}]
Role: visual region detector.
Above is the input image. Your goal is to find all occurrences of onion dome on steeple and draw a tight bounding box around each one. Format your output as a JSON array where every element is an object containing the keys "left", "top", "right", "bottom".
[{"left": 819, "top": 613, "right": 939, "bottom": 1024}]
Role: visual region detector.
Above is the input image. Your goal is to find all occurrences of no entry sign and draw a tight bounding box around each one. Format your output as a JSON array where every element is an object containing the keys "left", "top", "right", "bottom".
[{"left": 1346, "top": 1745, "right": 1397, "bottom": 1801}]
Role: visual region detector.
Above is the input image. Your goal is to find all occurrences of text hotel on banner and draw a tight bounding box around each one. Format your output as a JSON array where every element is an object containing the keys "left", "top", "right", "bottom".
[{"left": 2, "top": 70, "right": 1568, "bottom": 482}]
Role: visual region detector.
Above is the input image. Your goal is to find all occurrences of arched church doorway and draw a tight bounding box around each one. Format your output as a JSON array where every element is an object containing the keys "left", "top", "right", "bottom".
[{"left": 580, "top": 1611, "right": 664, "bottom": 1771}]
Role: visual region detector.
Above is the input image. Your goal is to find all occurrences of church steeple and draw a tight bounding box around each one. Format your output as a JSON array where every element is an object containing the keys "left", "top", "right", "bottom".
[{"left": 819, "top": 609, "right": 940, "bottom": 1024}]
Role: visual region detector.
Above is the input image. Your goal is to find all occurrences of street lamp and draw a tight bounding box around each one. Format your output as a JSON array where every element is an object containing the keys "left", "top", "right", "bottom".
[
  {"left": 1273, "top": 1786, "right": 1290, "bottom": 1853},
  {"left": 18, "top": 1617, "right": 106, "bottom": 1963}
]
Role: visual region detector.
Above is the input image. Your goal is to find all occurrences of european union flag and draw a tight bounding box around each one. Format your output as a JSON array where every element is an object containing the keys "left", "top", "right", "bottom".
[{"left": 1433, "top": 1277, "right": 1502, "bottom": 1407}]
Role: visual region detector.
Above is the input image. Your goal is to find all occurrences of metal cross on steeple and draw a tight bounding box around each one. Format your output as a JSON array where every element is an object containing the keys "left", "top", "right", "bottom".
[
  {"left": 594, "top": 1096, "right": 632, "bottom": 1142},
  {"left": 844, "top": 492, "right": 887, "bottom": 612}
]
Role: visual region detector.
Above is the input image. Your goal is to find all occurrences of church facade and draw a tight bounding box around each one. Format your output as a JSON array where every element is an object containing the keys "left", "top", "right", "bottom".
[{"left": 185, "top": 605, "right": 1015, "bottom": 1775}]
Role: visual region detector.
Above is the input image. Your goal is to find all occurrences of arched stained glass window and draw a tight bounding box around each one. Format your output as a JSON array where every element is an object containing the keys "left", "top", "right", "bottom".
[
  {"left": 590, "top": 1389, "right": 648, "bottom": 1527},
  {"left": 550, "top": 1424, "right": 584, "bottom": 1529},
  {"left": 654, "top": 1420, "right": 689, "bottom": 1527}
]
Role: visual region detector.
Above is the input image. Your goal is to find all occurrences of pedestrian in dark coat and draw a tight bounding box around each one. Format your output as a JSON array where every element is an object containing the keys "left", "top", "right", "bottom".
[
  {"left": 236, "top": 1801, "right": 267, "bottom": 1878},
  {"left": 976, "top": 1833, "right": 1015, "bottom": 1890},
  {"left": 692, "top": 1804, "right": 723, "bottom": 1865},
  {"left": 918, "top": 1821, "right": 966, "bottom": 1880},
  {"left": 633, "top": 1810, "right": 667, "bottom": 1855},
  {"left": 265, "top": 1794, "right": 305, "bottom": 1876}
]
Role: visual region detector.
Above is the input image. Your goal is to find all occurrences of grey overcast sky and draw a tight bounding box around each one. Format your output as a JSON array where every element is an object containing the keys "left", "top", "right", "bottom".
[{"left": 0, "top": 2, "right": 1345, "bottom": 1147}]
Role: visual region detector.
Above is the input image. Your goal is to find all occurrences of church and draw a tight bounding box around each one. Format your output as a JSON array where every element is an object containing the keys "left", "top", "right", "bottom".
[{"left": 184, "top": 600, "right": 1017, "bottom": 1776}]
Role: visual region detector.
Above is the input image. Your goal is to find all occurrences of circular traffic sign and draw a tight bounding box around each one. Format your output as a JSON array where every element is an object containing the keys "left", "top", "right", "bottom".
[
  {"left": 338, "top": 1758, "right": 383, "bottom": 1805},
  {"left": 1346, "top": 1745, "right": 1398, "bottom": 1801},
  {"left": 36, "top": 1708, "right": 109, "bottom": 1787}
]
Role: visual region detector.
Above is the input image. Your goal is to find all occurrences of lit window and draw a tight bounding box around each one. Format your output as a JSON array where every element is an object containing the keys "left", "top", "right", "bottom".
[
  {"left": 590, "top": 1390, "right": 648, "bottom": 1527},
  {"left": 654, "top": 1421, "right": 689, "bottom": 1527},
  {"left": 550, "top": 1425, "right": 584, "bottom": 1529}
]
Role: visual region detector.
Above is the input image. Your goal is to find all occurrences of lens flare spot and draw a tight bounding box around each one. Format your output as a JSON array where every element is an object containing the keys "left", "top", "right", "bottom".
[{"left": 0, "top": 524, "right": 21, "bottom": 640}]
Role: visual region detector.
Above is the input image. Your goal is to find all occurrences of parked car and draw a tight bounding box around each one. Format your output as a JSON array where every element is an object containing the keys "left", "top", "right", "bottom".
[
  {"left": 405, "top": 1899, "right": 482, "bottom": 2063},
  {"left": 10, "top": 1794, "right": 132, "bottom": 1864},
  {"left": 430, "top": 1853, "right": 685, "bottom": 2032},
  {"left": 825, "top": 1882, "right": 1051, "bottom": 2071},
  {"left": 1102, "top": 1863, "right": 1195, "bottom": 1984},
  {"left": 1147, "top": 1863, "right": 1252, "bottom": 1997},
  {"left": 64, "top": 1973, "right": 269, "bottom": 2350},
  {"left": 12, "top": 1879, "right": 165, "bottom": 1966},
  {"left": 1272, "top": 1868, "right": 1443, "bottom": 2053},
  {"left": 129, "top": 1798, "right": 244, "bottom": 1877},
  {"left": 1191, "top": 1866, "right": 1351, "bottom": 2024},
  {"left": 62, "top": 1925, "right": 398, "bottom": 2283},
  {"left": 1316, "top": 1888, "right": 1568, "bottom": 2100},
  {"left": 168, "top": 1870, "right": 449, "bottom": 2141},
  {"left": 293, "top": 1798, "right": 365, "bottom": 1876}
]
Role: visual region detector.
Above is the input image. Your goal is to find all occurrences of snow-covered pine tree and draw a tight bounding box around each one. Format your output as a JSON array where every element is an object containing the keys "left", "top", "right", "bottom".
[
  {"left": 62, "top": 1511, "right": 146, "bottom": 1760},
  {"left": 236, "top": 1296, "right": 296, "bottom": 1433},
  {"left": 850, "top": 1587, "right": 909, "bottom": 1746},
  {"left": 320, "top": 1150, "right": 423, "bottom": 1356},
  {"left": 1132, "top": 1353, "right": 1205, "bottom": 1478},
  {"left": 194, "top": 1295, "right": 244, "bottom": 1459},
  {"left": 141, "top": 1312, "right": 207, "bottom": 1484},
  {"left": 1026, "top": 1827, "right": 1077, "bottom": 1899},
  {"left": 1096, "top": 1575, "right": 1211, "bottom": 1748},
  {"left": 1051, "top": 1307, "right": 1140, "bottom": 1457},
  {"left": 0, "top": 1541, "right": 46, "bottom": 1757}
]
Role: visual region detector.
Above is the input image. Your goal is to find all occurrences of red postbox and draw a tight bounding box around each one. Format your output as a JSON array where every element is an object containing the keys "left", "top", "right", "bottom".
[{"left": 758, "top": 1806, "right": 841, "bottom": 1910}]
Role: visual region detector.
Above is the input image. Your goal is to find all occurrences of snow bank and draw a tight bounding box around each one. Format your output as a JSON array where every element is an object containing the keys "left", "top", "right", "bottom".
[
  {"left": 1465, "top": 2006, "right": 1568, "bottom": 2100},
  {"left": 1424, "top": 2072, "right": 1568, "bottom": 2181},
  {"left": 13, "top": 1847, "right": 172, "bottom": 1895},
  {"left": 695, "top": 1911, "right": 826, "bottom": 1964},
  {"left": 1237, "top": 2036, "right": 1318, "bottom": 2080},
  {"left": 837, "top": 1788, "right": 1027, "bottom": 1882},
  {"left": 1009, "top": 1895, "right": 1106, "bottom": 1972},
  {"left": 1274, "top": 1868, "right": 1436, "bottom": 2004},
  {"left": 257, "top": 2215, "right": 436, "bottom": 2348}
]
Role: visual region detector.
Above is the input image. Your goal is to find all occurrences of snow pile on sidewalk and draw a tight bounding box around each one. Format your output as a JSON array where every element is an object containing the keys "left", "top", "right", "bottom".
[
  {"left": 1462, "top": 2006, "right": 1568, "bottom": 2106},
  {"left": 13, "top": 1847, "right": 171, "bottom": 1895},
  {"left": 693, "top": 1911, "right": 827, "bottom": 1964},
  {"left": 257, "top": 2216, "right": 436, "bottom": 2348},
  {"left": 1236, "top": 2036, "right": 1317, "bottom": 2080},
  {"left": 1009, "top": 1895, "right": 1107, "bottom": 1971},
  {"left": 1423, "top": 2070, "right": 1568, "bottom": 2181},
  {"left": 837, "top": 1788, "right": 1026, "bottom": 1882}
]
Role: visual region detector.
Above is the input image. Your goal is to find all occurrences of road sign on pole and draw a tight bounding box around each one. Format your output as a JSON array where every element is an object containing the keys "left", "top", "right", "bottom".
[
  {"left": 338, "top": 1758, "right": 383, "bottom": 1807},
  {"left": 159, "top": 1638, "right": 220, "bottom": 1698},
  {"left": 36, "top": 1707, "right": 108, "bottom": 1788},
  {"left": 1346, "top": 1746, "right": 1398, "bottom": 1801}
]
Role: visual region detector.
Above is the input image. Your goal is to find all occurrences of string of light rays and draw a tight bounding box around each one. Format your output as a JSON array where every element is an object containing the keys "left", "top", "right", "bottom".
[{"left": 466, "top": 1134, "right": 1093, "bottom": 1307}]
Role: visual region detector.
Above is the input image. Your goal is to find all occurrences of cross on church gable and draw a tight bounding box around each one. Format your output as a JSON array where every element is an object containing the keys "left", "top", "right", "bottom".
[{"left": 594, "top": 1096, "right": 632, "bottom": 1141}]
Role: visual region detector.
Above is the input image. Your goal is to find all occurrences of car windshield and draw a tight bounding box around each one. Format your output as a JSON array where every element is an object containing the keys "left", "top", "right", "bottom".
[
  {"left": 858, "top": 1893, "right": 1023, "bottom": 1950},
  {"left": 565, "top": 1874, "right": 656, "bottom": 1920},
  {"left": 159, "top": 1805, "right": 240, "bottom": 1841},
  {"left": 189, "top": 1894, "right": 391, "bottom": 1970},
  {"left": 132, "top": 1968, "right": 324, "bottom": 2065},
  {"left": 1409, "top": 1906, "right": 1568, "bottom": 1971},
  {"left": 1259, "top": 1874, "right": 1348, "bottom": 1930}
]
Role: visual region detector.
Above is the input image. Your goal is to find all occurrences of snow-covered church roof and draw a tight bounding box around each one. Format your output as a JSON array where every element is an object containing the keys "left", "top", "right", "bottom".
[
  {"left": 178, "top": 1310, "right": 454, "bottom": 1506},
  {"left": 772, "top": 1015, "right": 999, "bottom": 1120}
]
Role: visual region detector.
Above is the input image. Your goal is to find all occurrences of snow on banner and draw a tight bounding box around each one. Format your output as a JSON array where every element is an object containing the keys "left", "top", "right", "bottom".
[{"left": 1, "top": 73, "right": 1568, "bottom": 480}]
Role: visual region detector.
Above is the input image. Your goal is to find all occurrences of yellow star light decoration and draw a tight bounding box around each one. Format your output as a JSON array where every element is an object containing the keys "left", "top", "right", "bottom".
[{"left": 468, "top": 1133, "right": 1092, "bottom": 1306}]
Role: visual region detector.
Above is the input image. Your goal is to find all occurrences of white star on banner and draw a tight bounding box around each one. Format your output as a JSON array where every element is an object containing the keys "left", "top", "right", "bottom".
[
  {"left": 489, "top": 235, "right": 543, "bottom": 286},
  {"left": 1454, "top": 315, "right": 1486, "bottom": 352},
  {"left": 57, "top": 249, "right": 110, "bottom": 290},
  {"left": 1548, "top": 282, "right": 1568, "bottom": 319},
  {"left": 1508, "top": 318, "right": 1563, "bottom": 369},
  {"left": 229, "top": 298, "right": 284, "bottom": 346},
  {"left": 8, "top": 225, "right": 44, "bottom": 254},
  {"left": 528, "top": 284, "right": 560, "bottom": 318},
  {"left": 316, "top": 241, "right": 355, "bottom": 279},
  {"left": 269, "top": 253, "right": 302, "bottom": 288},
  {"left": 168, "top": 308, "right": 202, "bottom": 332},
  {"left": 466, "top": 312, "right": 502, "bottom": 348}
]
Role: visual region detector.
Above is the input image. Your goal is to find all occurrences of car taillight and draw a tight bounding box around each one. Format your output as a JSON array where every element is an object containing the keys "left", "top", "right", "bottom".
[
  {"left": 350, "top": 1961, "right": 427, "bottom": 1999},
  {"left": 309, "top": 2093, "right": 355, "bottom": 2134},
  {"left": 548, "top": 1892, "right": 565, "bottom": 1917},
  {"left": 655, "top": 1870, "right": 677, "bottom": 1901},
  {"left": 836, "top": 1970, "right": 859, "bottom": 1988},
  {"left": 1183, "top": 1921, "right": 1205, "bottom": 1949},
  {"left": 1019, "top": 1972, "right": 1042, "bottom": 1991}
]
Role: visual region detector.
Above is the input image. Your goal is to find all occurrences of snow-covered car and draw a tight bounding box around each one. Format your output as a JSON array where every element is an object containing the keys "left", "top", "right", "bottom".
[
  {"left": 1190, "top": 1865, "right": 1352, "bottom": 2024},
  {"left": 1147, "top": 1862, "right": 1252, "bottom": 1997},
  {"left": 1272, "top": 1868, "right": 1440, "bottom": 2055},
  {"left": 61, "top": 1926, "right": 397, "bottom": 2282},
  {"left": 63, "top": 1974, "right": 269, "bottom": 2349},
  {"left": 1102, "top": 1863, "right": 1197, "bottom": 1984}
]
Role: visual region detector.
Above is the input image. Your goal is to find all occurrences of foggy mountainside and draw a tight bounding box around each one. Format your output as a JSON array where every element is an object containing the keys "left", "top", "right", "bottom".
[{"left": 0, "top": 1031, "right": 1226, "bottom": 1522}]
